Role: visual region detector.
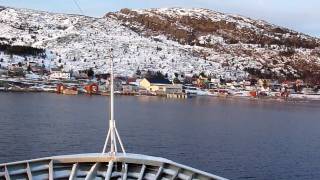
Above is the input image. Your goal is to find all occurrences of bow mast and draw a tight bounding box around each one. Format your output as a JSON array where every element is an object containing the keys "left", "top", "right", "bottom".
[{"left": 102, "top": 49, "right": 126, "bottom": 156}]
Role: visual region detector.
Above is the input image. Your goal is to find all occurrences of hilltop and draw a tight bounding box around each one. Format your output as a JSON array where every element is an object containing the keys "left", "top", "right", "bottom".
[{"left": 0, "top": 6, "right": 319, "bottom": 82}]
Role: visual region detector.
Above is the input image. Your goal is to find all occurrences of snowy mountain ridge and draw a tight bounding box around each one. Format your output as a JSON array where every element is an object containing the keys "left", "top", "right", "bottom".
[{"left": 0, "top": 6, "right": 320, "bottom": 82}]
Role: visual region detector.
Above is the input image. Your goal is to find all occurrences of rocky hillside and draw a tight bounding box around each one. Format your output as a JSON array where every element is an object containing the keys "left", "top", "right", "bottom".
[
  {"left": 108, "top": 8, "right": 319, "bottom": 48},
  {"left": 0, "top": 6, "right": 319, "bottom": 82},
  {"left": 107, "top": 8, "right": 320, "bottom": 83}
]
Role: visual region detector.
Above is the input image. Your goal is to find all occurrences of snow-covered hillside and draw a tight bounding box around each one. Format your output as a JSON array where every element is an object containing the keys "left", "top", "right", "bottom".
[{"left": 0, "top": 6, "right": 320, "bottom": 81}]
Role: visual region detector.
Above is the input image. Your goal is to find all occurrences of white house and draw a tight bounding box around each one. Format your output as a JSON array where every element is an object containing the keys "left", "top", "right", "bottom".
[{"left": 49, "top": 68, "right": 70, "bottom": 80}]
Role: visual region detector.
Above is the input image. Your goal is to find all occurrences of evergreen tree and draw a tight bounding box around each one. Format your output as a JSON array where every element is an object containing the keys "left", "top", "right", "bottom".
[
  {"left": 199, "top": 72, "right": 207, "bottom": 78},
  {"left": 173, "top": 78, "right": 181, "bottom": 84},
  {"left": 155, "top": 71, "right": 165, "bottom": 80},
  {"left": 136, "top": 69, "right": 141, "bottom": 76},
  {"left": 144, "top": 70, "right": 153, "bottom": 79},
  {"left": 27, "top": 65, "right": 32, "bottom": 72},
  {"left": 87, "top": 68, "right": 94, "bottom": 79}
]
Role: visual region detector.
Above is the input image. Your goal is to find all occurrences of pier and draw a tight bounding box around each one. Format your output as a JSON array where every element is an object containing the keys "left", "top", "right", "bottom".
[{"left": 166, "top": 93, "right": 188, "bottom": 99}]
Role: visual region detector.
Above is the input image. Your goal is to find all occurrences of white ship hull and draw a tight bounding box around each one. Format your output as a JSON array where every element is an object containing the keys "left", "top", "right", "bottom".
[{"left": 0, "top": 153, "right": 227, "bottom": 180}]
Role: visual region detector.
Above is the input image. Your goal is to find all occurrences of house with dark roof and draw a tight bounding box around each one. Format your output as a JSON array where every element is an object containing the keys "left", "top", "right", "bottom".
[{"left": 139, "top": 78, "right": 182, "bottom": 94}]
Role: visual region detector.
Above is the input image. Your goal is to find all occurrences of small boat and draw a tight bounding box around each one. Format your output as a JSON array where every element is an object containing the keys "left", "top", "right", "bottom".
[{"left": 0, "top": 50, "right": 228, "bottom": 180}]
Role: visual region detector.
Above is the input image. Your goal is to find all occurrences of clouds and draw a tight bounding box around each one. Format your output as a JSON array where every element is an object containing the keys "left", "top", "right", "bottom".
[{"left": 0, "top": 0, "right": 319, "bottom": 37}]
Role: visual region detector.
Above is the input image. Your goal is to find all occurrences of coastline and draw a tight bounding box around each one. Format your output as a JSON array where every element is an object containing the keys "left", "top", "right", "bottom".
[{"left": 1, "top": 89, "right": 319, "bottom": 102}]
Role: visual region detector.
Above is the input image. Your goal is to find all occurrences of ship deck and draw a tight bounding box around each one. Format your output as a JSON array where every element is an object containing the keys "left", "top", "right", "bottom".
[{"left": 0, "top": 153, "right": 227, "bottom": 180}]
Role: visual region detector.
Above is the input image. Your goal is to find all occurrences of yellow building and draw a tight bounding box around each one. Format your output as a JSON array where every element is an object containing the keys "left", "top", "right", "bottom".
[{"left": 139, "top": 78, "right": 182, "bottom": 94}]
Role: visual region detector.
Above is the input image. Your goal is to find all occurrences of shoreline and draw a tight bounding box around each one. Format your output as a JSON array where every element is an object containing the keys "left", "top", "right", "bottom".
[{"left": 1, "top": 89, "right": 319, "bottom": 102}]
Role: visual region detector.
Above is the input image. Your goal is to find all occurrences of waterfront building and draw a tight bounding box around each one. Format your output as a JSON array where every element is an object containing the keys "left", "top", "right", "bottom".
[
  {"left": 8, "top": 67, "right": 24, "bottom": 77},
  {"left": 164, "top": 84, "right": 183, "bottom": 94},
  {"left": 139, "top": 78, "right": 171, "bottom": 92},
  {"left": 122, "top": 84, "right": 139, "bottom": 94},
  {"left": 49, "top": 68, "right": 71, "bottom": 80},
  {"left": 84, "top": 83, "right": 99, "bottom": 94},
  {"left": 73, "top": 70, "right": 89, "bottom": 79},
  {"left": 139, "top": 78, "right": 183, "bottom": 95}
]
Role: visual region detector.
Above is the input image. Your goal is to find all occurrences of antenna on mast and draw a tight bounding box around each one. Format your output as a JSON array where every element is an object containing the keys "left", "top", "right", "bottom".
[
  {"left": 102, "top": 48, "right": 126, "bottom": 156},
  {"left": 72, "top": 0, "right": 84, "bottom": 14}
]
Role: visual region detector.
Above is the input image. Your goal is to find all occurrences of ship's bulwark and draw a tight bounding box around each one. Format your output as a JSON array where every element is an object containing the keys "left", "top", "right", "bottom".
[{"left": 0, "top": 153, "right": 227, "bottom": 180}]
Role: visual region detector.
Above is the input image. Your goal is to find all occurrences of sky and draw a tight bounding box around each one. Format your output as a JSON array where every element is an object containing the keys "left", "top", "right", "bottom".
[{"left": 0, "top": 0, "right": 319, "bottom": 37}]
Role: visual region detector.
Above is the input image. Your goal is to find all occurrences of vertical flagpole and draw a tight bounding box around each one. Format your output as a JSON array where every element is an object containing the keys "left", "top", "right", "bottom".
[
  {"left": 102, "top": 48, "right": 126, "bottom": 156},
  {"left": 109, "top": 49, "right": 116, "bottom": 155}
]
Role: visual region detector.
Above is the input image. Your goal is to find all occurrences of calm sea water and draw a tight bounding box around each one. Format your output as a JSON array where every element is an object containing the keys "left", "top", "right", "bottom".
[{"left": 0, "top": 93, "right": 320, "bottom": 179}]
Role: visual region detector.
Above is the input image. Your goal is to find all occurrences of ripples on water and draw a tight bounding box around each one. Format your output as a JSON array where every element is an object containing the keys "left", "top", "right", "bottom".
[{"left": 0, "top": 93, "right": 320, "bottom": 180}]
